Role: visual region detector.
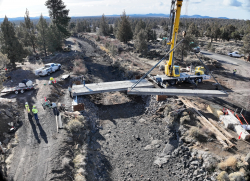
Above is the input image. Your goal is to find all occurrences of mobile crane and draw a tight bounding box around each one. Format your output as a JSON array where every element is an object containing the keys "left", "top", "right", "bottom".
[{"left": 153, "top": 0, "right": 211, "bottom": 87}]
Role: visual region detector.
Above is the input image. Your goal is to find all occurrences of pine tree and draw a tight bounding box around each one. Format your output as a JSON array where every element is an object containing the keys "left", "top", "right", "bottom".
[
  {"left": 93, "top": 23, "right": 96, "bottom": 32},
  {"left": 37, "top": 14, "right": 49, "bottom": 57},
  {"left": 99, "top": 14, "right": 109, "bottom": 36},
  {"left": 109, "top": 25, "right": 113, "bottom": 34},
  {"left": 134, "top": 29, "right": 147, "bottom": 53},
  {"left": 243, "top": 34, "right": 250, "bottom": 62},
  {"left": 117, "top": 11, "right": 133, "bottom": 43},
  {"left": 0, "top": 16, "right": 27, "bottom": 68},
  {"left": 22, "top": 9, "right": 37, "bottom": 53},
  {"left": 47, "top": 25, "right": 62, "bottom": 52},
  {"left": 45, "top": 0, "right": 71, "bottom": 39}
]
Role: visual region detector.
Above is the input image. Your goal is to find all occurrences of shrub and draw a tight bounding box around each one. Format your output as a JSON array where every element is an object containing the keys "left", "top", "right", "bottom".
[
  {"left": 189, "top": 127, "right": 207, "bottom": 142},
  {"left": 217, "top": 171, "right": 230, "bottom": 181},
  {"left": 67, "top": 118, "right": 84, "bottom": 132},
  {"left": 73, "top": 60, "right": 87, "bottom": 75},
  {"left": 228, "top": 172, "right": 245, "bottom": 181},
  {"left": 218, "top": 156, "right": 237, "bottom": 171},
  {"left": 73, "top": 154, "right": 86, "bottom": 169}
]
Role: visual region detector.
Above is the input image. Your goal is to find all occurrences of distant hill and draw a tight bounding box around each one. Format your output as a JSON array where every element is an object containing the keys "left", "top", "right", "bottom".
[
  {"left": 0, "top": 16, "right": 50, "bottom": 22},
  {"left": 0, "top": 14, "right": 229, "bottom": 22}
]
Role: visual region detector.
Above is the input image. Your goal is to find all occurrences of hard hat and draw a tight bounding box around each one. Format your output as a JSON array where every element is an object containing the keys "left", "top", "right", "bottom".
[
  {"left": 33, "top": 105, "right": 36, "bottom": 108},
  {"left": 25, "top": 102, "right": 28, "bottom": 105}
]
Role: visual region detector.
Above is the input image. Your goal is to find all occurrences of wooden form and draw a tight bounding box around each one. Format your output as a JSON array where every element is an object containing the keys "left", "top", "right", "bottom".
[
  {"left": 208, "top": 118, "right": 234, "bottom": 140},
  {"left": 181, "top": 98, "right": 235, "bottom": 149}
]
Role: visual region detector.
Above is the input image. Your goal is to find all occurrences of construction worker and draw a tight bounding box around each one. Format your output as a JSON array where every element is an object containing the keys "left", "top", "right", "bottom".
[
  {"left": 233, "top": 69, "right": 237, "bottom": 76},
  {"left": 68, "top": 86, "right": 72, "bottom": 98},
  {"left": 25, "top": 102, "right": 30, "bottom": 113},
  {"left": 50, "top": 77, "right": 54, "bottom": 84},
  {"left": 32, "top": 105, "right": 39, "bottom": 123}
]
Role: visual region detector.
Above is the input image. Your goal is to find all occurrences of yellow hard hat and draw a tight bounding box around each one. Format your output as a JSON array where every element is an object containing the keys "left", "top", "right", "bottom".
[{"left": 33, "top": 105, "right": 36, "bottom": 108}]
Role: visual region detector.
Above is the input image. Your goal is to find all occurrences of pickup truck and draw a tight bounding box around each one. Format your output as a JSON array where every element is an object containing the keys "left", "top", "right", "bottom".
[
  {"left": 228, "top": 51, "right": 244, "bottom": 58},
  {"left": 35, "top": 63, "right": 61, "bottom": 76}
]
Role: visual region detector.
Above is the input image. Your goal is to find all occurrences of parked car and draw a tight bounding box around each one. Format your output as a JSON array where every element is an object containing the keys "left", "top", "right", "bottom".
[
  {"left": 193, "top": 46, "right": 200, "bottom": 53},
  {"left": 228, "top": 51, "right": 244, "bottom": 58},
  {"left": 35, "top": 63, "right": 61, "bottom": 76}
]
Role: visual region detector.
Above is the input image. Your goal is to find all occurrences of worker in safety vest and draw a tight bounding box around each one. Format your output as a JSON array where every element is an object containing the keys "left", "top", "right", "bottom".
[
  {"left": 25, "top": 102, "right": 30, "bottom": 113},
  {"left": 50, "top": 77, "right": 54, "bottom": 84},
  {"left": 233, "top": 69, "right": 237, "bottom": 76},
  {"left": 32, "top": 105, "right": 39, "bottom": 122}
]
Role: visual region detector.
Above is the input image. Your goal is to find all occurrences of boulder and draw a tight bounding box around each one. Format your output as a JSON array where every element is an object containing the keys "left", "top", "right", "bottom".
[
  {"left": 162, "top": 140, "right": 178, "bottom": 155},
  {"left": 153, "top": 155, "right": 170, "bottom": 168}
]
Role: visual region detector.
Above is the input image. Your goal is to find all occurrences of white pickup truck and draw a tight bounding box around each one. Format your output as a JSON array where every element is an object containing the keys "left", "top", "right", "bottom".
[
  {"left": 35, "top": 63, "right": 61, "bottom": 76},
  {"left": 228, "top": 51, "right": 244, "bottom": 58}
]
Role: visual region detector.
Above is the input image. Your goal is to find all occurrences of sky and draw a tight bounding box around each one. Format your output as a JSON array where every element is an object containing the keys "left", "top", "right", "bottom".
[{"left": 0, "top": 0, "right": 249, "bottom": 20}]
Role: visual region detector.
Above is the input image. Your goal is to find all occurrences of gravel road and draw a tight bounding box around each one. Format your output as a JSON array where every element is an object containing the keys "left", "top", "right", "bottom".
[
  {"left": 6, "top": 64, "right": 73, "bottom": 181},
  {"left": 200, "top": 50, "right": 250, "bottom": 67},
  {"left": 200, "top": 50, "right": 250, "bottom": 117}
]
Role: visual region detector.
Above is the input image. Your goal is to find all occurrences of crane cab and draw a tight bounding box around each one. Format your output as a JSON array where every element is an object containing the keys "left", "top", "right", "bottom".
[
  {"left": 195, "top": 66, "right": 205, "bottom": 75},
  {"left": 165, "top": 64, "right": 180, "bottom": 77}
]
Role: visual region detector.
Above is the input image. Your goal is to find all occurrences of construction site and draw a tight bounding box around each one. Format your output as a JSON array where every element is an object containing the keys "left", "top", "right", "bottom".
[{"left": 0, "top": 0, "right": 250, "bottom": 181}]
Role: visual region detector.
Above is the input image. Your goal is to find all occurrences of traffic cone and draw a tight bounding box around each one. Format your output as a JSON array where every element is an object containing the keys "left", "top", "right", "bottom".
[{"left": 45, "top": 97, "right": 47, "bottom": 102}]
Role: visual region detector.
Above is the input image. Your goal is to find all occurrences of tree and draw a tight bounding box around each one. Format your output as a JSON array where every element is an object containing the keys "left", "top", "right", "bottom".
[
  {"left": 99, "top": 14, "right": 109, "bottom": 36},
  {"left": 231, "top": 31, "right": 241, "bottom": 42},
  {"left": 187, "top": 23, "right": 199, "bottom": 37},
  {"left": 0, "top": 52, "right": 10, "bottom": 68},
  {"left": 153, "top": 30, "right": 157, "bottom": 41},
  {"left": 109, "top": 25, "right": 113, "bottom": 34},
  {"left": 243, "top": 34, "right": 250, "bottom": 62},
  {"left": 134, "top": 19, "right": 146, "bottom": 36},
  {"left": 36, "top": 14, "right": 49, "bottom": 57},
  {"left": 146, "top": 27, "right": 154, "bottom": 42},
  {"left": 92, "top": 23, "right": 96, "bottom": 32},
  {"left": 176, "top": 34, "right": 197, "bottom": 61},
  {"left": 45, "top": 0, "right": 71, "bottom": 41},
  {"left": 0, "top": 16, "right": 27, "bottom": 68},
  {"left": 134, "top": 29, "right": 147, "bottom": 53},
  {"left": 47, "top": 25, "right": 62, "bottom": 52},
  {"left": 117, "top": 11, "right": 133, "bottom": 43},
  {"left": 22, "top": 9, "right": 37, "bottom": 53}
]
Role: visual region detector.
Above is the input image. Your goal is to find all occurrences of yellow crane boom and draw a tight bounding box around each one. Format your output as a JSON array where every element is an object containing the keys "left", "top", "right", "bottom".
[{"left": 165, "top": 0, "right": 183, "bottom": 77}]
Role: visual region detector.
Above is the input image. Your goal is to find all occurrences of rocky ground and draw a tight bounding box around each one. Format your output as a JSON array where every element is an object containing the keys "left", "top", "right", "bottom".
[{"left": 0, "top": 33, "right": 250, "bottom": 181}]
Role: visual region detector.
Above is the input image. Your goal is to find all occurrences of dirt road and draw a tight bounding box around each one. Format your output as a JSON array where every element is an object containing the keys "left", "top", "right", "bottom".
[
  {"left": 200, "top": 50, "right": 250, "bottom": 116},
  {"left": 5, "top": 65, "right": 73, "bottom": 181}
]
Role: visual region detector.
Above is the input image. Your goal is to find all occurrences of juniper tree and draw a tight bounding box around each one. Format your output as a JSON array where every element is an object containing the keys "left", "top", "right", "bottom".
[
  {"left": 22, "top": 9, "right": 37, "bottom": 53},
  {"left": 117, "top": 11, "right": 133, "bottom": 43},
  {"left": 134, "top": 29, "right": 147, "bottom": 54},
  {"left": 99, "top": 14, "right": 109, "bottom": 36},
  {"left": 45, "top": 0, "right": 71, "bottom": 49},
  {"left": 0, "top": 16, "right": 27, "bottom": 68},
  {"left": 37, "top": 14, "right": 49, "bottom": 56},
  {"left": 243, "top": 34, "right": 250, "bottom": 62}
]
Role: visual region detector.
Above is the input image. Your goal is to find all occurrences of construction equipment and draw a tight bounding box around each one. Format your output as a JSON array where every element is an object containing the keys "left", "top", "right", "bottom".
[
  {"left": 63, "top": 45, "right": 71, "bottom": 52},
  {"left": 1, "top": 79, "right": 35, "bottom": 95},
  {"left": 151, "top": 0, "right": 211, "bottom": 87},
  {"left": 194, "top": 66, "right": 205, "bottom": 75}
]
